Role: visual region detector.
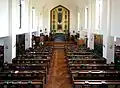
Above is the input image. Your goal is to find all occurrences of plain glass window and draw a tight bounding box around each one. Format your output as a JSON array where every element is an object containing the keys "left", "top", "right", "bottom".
[
  {"left": 96, "top": 0, "right": 102, "bottom": 29},
  {"left": 32, "top": 7, "right": 35, "bottom": 29},
  {"left": 85, "top": 7, "right": 88, "bottom": 29},
  {"left": 40, "top": 13, "right": 43, "bottom": 31},
  {"left": 78, "top": 12, "right": 80, "bottom": 31},
  {"left": 19, "top": 0, "right": 22, "bottom": 29},
  {"left": 19, "top": 0, "right": 25, "bottom": 29}
]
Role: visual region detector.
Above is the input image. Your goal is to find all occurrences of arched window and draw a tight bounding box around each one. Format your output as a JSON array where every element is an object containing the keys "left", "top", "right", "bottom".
[
  {"left": 78, "top": 12, "right": 80, "bottom": 31},
  {"left": 96, "top": 0, "right": 102, "bottom": 29},
  {"left": 32, "top": 7, "right": 36, "bottom": 29},
  {"left": 85, "top": 7, "right": 88, "bottom": 29},
  {"left": 19, "top": 0, "right": 25, "bottom": 29},
  {"left": 39, "top": 13, "right": 43, "bottom": 32}
]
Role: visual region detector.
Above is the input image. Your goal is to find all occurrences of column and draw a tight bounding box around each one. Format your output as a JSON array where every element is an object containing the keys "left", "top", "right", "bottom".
[
  {"left": 4, "top": 0, "right": 17, "bottom": 63},
  {"left": 25, "top": 32, "right": 32, "bottom": 49},
  {"left": 102, "top": 0, "right": 114, "bottom": 64},
  {"left": 87, "top": 0, "right": 95, "bottom": 49}
]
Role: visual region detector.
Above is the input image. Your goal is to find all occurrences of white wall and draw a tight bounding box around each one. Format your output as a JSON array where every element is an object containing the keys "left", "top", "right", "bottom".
[
  {"left": 111, "top": 0, "right": 120, "bottom": 37},
  {"left": 0, "top": 0, "right": 9, "bottom": 37},
  {"left": 30, "top": 0, "right": 90, "bottom": 35},
  {"left": 115, "top": 38, "right": 120, "bottom": 46},
  {"left": 16, "top": 0, "right": 29, "bottom": 34},
  {"left": 0, "top": 37, "right": 8, "bottom": 46},
  {"left": 43, "top": 8, "right": 49, "bottom": 33},
  {"left": 0, "top": 0, "right": 100, "bottom": 62},
  {"left": 101, "top": 0, "right": 108, "bottom": 59},
  {"left": 25, "top": 33, "right": 31, "bottom": 49},
  {"left": 86, "top": 0, "right": 96, "bottom": 49},
  {"left": 0, "top": 0, "right": 34, "bottom": 62},
  {"left": 78, "top": 7, "right": 85, "bottom": 31},
  {"left": 0, "top": 37, "right": 10, "bottom": 63},
  {"left": 9, "top": 0, "right": 39, "bottom": 35},
  {"left": 35, "top": 0, "right": 78, "bottom": 35},
  {"left": 101, "top": 0, "right": 115, "bottom": 63},
  {"left": 88, "top": 0, "right": 102, "bottom": 34}
]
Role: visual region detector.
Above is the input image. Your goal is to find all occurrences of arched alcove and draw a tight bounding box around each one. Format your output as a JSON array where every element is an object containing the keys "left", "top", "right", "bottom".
[{"left": 50, "top": 5, "right": 70, "bottom": 35}]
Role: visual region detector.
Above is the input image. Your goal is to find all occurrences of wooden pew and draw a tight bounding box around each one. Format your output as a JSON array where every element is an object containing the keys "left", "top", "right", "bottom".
[
  {"left": 23, "top": 48, "right": 53, "bottom": 57},
  {"left": 0, "top": 66, "right": 46, "bottom": 88},
  {"left": 12, "top": 58, "right": 50, "bottom": 64},
  {"left": 16, "top": 46, "right": 53, "bottom": 58},
  {"left": 65, "top": 45, "right": 120, "bottom": 88},
  {"left": 73, "top": 80, "right": 120, "bottom": 88},
  {"left": 66, "top": 52, "right": 106, "bottom": 64},
  {"left": 16, "top": 54, "right": 52, "bottom": 59},
  {"left": 71, "top": 70, "right": 120, "bottom": 80},
  {"left": 14, "top": 45, "right": 53, "bottom": 68},
  {"left": 68, "top": 58, "right": 106, "bottom": 64},
  {"left": 0, "top": 71, "right": 45, "bottom": 80},
  {"left": 0, "top": 45, "right": 53, "bottom": 88},
  {"left": 69, "top": 64, "right": 115, "bottom": 70},
  {"left": 3, "top": 63, "right": 48, "bottom": 80},
  {"left": 0, "top": 45, "right": 4, "bottom": 71},
  {"left": 13, "top": 52, "right": 52, "bottom": 73},
  {"left": 115, "top": 46, "right": 120, "bottom": 70},
  {"left": 64, "top": 45, "right": 91, "bottom": 53},
  {"left": 0, "top": 80, "right": 45, "bottom": 88},
  {"left": 3, "top": 63, "right": 47, "bottom": 72},
  {"left": 66, "top": 52, "right": 94, "bottom": 55},
  {"left": 71, "top": 70, "right": 120, "bottom": 88},
  {"left": 12, "top": 58, "right": 51, "bottom": 73}
]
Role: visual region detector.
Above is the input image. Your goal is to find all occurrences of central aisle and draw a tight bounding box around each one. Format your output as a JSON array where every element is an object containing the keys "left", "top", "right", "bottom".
[{"left": 45, "top": 47, "right": 72, "bottom": 88}]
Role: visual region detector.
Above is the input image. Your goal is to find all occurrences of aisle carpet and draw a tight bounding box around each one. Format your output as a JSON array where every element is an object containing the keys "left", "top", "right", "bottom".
[{"left": 45, "top": 47, "right": 72, "bottom": 88}]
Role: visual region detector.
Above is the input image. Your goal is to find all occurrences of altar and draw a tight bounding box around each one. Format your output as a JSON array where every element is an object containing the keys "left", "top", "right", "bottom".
[
  {"left": 50, "top": 5, "right": 70, "bottom": 42},
  {"left": 56, "top": 29, "right": 64, "bottom": 34},
  {"left": 52, "top": 33, "right": 66, "bottom": 42}
]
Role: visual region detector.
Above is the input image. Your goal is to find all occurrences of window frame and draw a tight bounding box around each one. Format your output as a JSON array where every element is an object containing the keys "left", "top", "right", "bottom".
[
  {"left": 19, "top": 0, "right": 22, "bottom": 29},
  {"left": 78, "top": 12, "right": 80, "bottom": 31},
  {"left": 95, "top": 0, "right": 102, "bottom": 29},
  {"left": 85, "top": 6, "right": 89, "bottom": 29}
]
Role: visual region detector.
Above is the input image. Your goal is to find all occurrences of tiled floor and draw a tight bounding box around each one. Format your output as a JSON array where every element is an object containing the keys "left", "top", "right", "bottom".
[{"left": 45, "top": 48, "right": 72, "bottom": 88}]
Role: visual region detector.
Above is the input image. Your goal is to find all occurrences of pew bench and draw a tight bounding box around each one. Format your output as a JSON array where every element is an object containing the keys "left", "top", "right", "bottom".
[
  {"left": 0, "top": 80, "right": 45, "bottom": 88},
  {"left": 65, "top": 45, "right": 120, "bottom": 88},
  {"left": 73, "top": 80, "right": 120, "bottom": 88},
  {"left": 0, "top": 71, "right": 45, "bottom": 80},
  {"left": 0, "top": 70, "right": 46, "bottom": 88},
  {"left": 16, "top": 54, "right": 51, "bottom": 58},
  {"left": 70, "top": 70, "right": 120, "bottom": 88},
  {"left": 68, "top": 58, "right": 106, "bottom": 64},
  {"left": 68, "top": 64, "right": 115, "bottom": 70},
  {"left": 66, "top": 52, "right": 94, "bottom": 55},
  {"left": 3, "top": 64, "right": 48, "bottom": 72},
  {"left": 12, "top": 58, "right": 51, "bottom": 65}
]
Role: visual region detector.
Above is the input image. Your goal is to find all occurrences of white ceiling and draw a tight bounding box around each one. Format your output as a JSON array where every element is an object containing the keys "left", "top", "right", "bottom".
[{"left": 32, "top": 0, "right": 89, "bottom": 11}]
